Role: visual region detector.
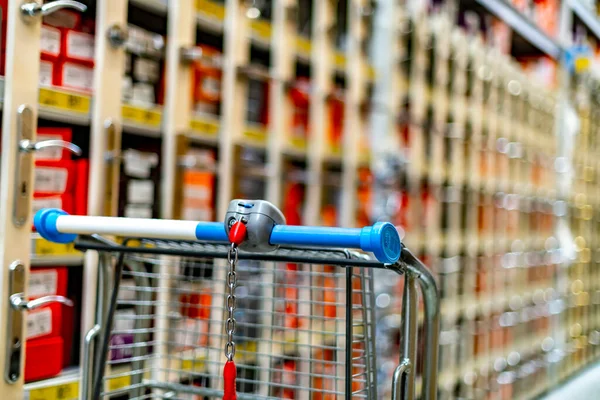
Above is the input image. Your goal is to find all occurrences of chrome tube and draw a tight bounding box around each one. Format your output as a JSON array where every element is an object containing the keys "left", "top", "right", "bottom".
[
  {"left": 403, "top": 247, "right": 440, "bottom": 400},
  {"left": 82, "top": 325, "right": 101, "bottom": 400}
]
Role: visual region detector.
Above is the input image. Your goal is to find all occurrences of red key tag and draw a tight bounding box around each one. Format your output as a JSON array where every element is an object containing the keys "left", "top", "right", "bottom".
[
  {"left": 223, "top": 360, "right": 237, "bottom": 400},
  {"left": 229, "top": 221, "right": 247, "bottom": 246}
]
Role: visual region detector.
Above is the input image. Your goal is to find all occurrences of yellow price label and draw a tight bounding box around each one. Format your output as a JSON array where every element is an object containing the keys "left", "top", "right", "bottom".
[
  {"left": 35, "top": 238, "right": 79, "bottom": 256},
  {"left": 251, "top": 20, "right": 272, "bottom": 40},
  {"left": 289, "top": 137, "right": 307, "bottom": 151},
  {"left": 575, "top": 57, "right": 591, "bottom": 73},
  {"left": 296, "top": 36, "right": 312, "bottom": 56},
  {"left": 107, "top": 375, "right": 131, "bottom": 391},
  {"left": 39, "top": 88, "right": 90, "bottom": 114},
  {"left": 30, "top": 382, "right": 79, "bottom": 400},
  {"left": 366, "top": 64, "right": 377, "bottom": 80},
  {"left": 181, "top": 357, "right": 206, "bottom": 372},
  {"left": 122, "top": 105, "right": 162, "bottom": 127},
  {"left": 333, "top": 52, "right": 346, "bottom": 69},
  {"left": 243, "top": 126, "right": 267, "bottom": 144},
  {"left": 196, "top": 0, "right": 226, "bottom": 20},
  {"left": 237, "top": 341, "right": 257, "bottom": 353},
  {"left": 190, "top": 118, "right": 220, "bottom": 137},
  {"left": 329, "top": 143, "right": 341, "bottom": 156}
]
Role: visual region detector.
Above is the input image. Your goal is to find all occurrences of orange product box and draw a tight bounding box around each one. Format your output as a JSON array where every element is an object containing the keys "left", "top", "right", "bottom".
[
  {"left": 54, "top": 60, "right": 94, "bottom": 92},
  {"left": 288, "top": 78, "right": 311, "bottom": 141},
  {"left": 534, "top": 0, "right": 558, "bottom": 38},
  {"left": 34, "top": 160, "right": 76, "bottom": 195},
  {"left": 61, "top": 28, "right": 94, "bottom": 65},
  {"left": 36, "top": 127, "right": 73, "bottom": 161},
  {"left": 327, "top": 90, "right": 344, "bottom": 151},
  {"left": 191, "top": 45, "right": 222, "bottom": 115},
  {"left": 181, "top": 168, "right": 215, "bottom": 221},
  {"left": 25, "top": 336, "right": 64, "bottom": 382}
]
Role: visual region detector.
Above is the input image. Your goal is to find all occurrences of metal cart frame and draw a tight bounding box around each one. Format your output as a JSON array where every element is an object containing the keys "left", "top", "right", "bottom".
[{"left": 76, "top": 235, "right": 439, "bottom": 400}]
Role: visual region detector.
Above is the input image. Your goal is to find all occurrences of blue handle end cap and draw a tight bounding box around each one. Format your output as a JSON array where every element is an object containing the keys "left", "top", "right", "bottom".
[
  {"left": 34, "top": 208, "right": 76, "bottom": 244},
  {"left": 360, "top": 222, "right": 402, "bottom": 263}
]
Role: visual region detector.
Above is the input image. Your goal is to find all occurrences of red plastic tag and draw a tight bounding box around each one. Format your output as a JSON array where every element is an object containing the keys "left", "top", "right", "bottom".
[
  {"left": 228, "top": 221, "right": 247, "bottom": 246},
  {"left": 223, "top": 360, "right": 237, "bottom": 400}
]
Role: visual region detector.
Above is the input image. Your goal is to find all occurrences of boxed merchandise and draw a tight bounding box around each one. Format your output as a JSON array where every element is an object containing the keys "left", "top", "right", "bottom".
[
  {"left": 25, "top": 337, "right": 63, "bottom": 382},
  {"left": 288, "top": 78, "right": 311, "bottom": 143},
  {"left": 26, "top": 303, "right": 62, "bottom": 341},
  {"left": 191, "top": 45, "right": 222, "bottom": 115},
  {"left": 181, "top": 149, "right": 216, "bottom": 222},
  {"left": 40, "top": 25, "right": 62, "bottom": 60},
  {"left": 29, "top": 267, "right": 68, "bottom": 298},
  {"left": 34, "top": 160, "right": 76, "bottom": 195},
  {"left": 43, "top": 9, "right": 82, "bottom": 30},
  {"left": 54, "top": 61, "right": 94, "bottom": 92},
  {"left": 74, "top": 158, "right": 89, "bottom": 215},
  {"left": 36, "top": 128, "right": 73, "bottom": 161},
  {"left": 61, "top": 29, "right": 94, "bottom": 64},
  {"left": 33, "top": 193, "right": 74, "bottom": 216},
  {"left": 109, "top": 309, "right": 136, "bottom": 361},
  {"left": 327, "top": 90, "right": 345, "bottom": 152}
]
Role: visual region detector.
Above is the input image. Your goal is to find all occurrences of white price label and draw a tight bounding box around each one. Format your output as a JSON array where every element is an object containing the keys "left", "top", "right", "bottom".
[
  {"left": 29, "top": 270, "right": 58, "bottom": 297},
  {"left": 127, "top": 180, "right": 154, "bottom": 204},
  {"left": 32, "top": 197, "right": 63, "bottom": 215},
  {"left": 123, "top": 150, "right": 158, "bottom": 178},
  {"left": 26, "top": 308, "right": 52, "bottom": 339},
  {"left": 63, "top": 63, "right": 94, "bottom": 92},
  {"left": 66, "top": 31, "right": 95, "bottom": 61},
  {"left": 124, "top": 204, "right": 153, "bottom": 219},
  {"left": 35, "top": 134, "right": 63, "bottom": 160},
  {"left": 35, "top": 167, "right": 68, "bottom": 193},
  {"left": 41, "top": 25, "right": 61, "bottom": 56}
]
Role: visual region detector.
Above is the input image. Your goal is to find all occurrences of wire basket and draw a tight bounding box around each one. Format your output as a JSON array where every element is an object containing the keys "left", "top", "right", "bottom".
[{"left": 80, "top": 238, "right": 387, "bottom": 400}]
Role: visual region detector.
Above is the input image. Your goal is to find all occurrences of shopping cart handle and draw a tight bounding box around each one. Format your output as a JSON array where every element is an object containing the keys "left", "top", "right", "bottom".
[
  {"left": 269, "top": 223, "right": 402, "bottom": 263},
  {"left": 34, "top": 208, "right": 402, "bottom": 263}
]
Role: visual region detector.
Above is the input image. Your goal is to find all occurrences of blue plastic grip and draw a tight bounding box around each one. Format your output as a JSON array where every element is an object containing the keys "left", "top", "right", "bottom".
[
  {"left": 194, "top": 222, "right": 229, "bottom": 242},
  {"left": 270, "top": 222, "right": 402, "bottom": 263},
  {"left": 34, "top": 208, "right": 77, "bottom": 244}
]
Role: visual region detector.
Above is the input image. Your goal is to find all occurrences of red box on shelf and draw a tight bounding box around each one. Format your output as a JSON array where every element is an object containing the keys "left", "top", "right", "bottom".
[
  {"left": 36, "top": 128, "right": 73, "bottom": 161},
  {"left": 43, "top": 9, "right": 82, "bottom": 30},
  {"left": 74, "top": 159, "right": 89, "bottom": 215},
  {"left": 34, "top": 160, "right": 76, "bottom": 195},
  {"left": 29, "top": 267, "right": 68, "bottom": 299},
  {"left": 61, "top": 298, "right": 74, "bottom": 368},
  {"left": 54, "top": 60, "right": 94, "bottom": 93},
  {"left": 24, "top": 336, "right": 64, "bottom": 382},
  {"left": 26, "top": 303, "right": 63, "bottom": 341},
  {"left": 61, "top": 28, "right": 94, "bottom": 65}
]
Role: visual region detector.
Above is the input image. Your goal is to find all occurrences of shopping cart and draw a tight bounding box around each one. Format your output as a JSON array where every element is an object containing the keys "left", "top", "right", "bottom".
[{"left": 34, "top": 199, "right": 440, "bottom": 400}]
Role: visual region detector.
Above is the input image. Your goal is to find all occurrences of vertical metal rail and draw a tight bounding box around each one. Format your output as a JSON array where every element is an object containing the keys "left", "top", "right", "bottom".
[
  {"left": 345, "top": 267, "right": 353, "bottom": 399},
  {"left": 403, "top": 248, "right": 441, "bottom": 400}
]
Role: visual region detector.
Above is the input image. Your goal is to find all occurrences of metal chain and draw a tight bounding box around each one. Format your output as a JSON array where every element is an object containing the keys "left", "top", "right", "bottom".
[{"left": 225, "top": 243, "right": 238, "bottom": 361}]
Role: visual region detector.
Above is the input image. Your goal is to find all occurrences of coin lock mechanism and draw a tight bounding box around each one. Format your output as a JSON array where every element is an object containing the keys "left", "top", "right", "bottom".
[{"left": 225, "top": 200, "right": 286, "bottom": 252}]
